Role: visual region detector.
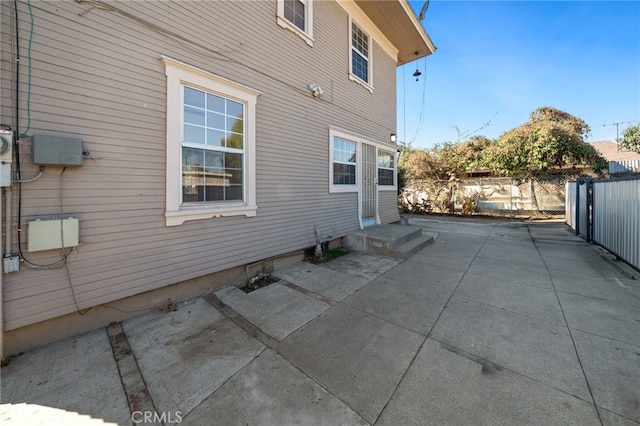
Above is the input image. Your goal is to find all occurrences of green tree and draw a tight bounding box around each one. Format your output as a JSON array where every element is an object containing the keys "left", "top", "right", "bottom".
[
  {"left": 620, "top": 123, "right": 640, "bottom": 153},
  {"left": 483, "top": 107, "right": 607, "bottom": 175}
]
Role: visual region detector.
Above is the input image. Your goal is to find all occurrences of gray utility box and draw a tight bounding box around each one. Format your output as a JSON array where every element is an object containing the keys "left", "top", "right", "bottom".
[{"left": 32, "top": 134, "right": 84, "bottom": 166}]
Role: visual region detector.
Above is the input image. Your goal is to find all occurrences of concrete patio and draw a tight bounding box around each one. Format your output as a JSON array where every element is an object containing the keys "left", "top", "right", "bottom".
[{"left": 1, "top": 216, "right": 639, "bottom": 425}]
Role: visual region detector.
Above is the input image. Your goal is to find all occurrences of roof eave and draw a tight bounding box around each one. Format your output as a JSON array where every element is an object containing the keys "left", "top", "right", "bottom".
[{"left": 355, "top": 0, "right": 437, "bottom": 66}]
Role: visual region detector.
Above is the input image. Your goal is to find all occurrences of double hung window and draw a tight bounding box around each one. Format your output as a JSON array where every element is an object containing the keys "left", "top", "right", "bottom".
[
  {"left": 163, "top": 56, "right": 259, "bottom": 226},
  {"left": 350, "top": 21, "right": 370, "bottom": 85},
  {"left": 333, "top": 138, "right": 357, "bottom": 185},
  {"left": 329, "top": 130, "right": 358, "bottom": 193},
  {"left": 277, "top": 0, "right": 314, "bottom": 46},
  {"left": 377, "top": 150, "right": 395, "bottom": 187},
  {"left": 182, "top": 87, "right": 245, "bottom": 203}
]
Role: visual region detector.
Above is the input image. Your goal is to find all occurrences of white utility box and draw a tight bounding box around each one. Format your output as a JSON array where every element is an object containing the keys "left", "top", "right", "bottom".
[
  {"left": 28, "top": 217, "right": 80, "bottom": 252},
  {"left": 0, "top": 163, "right": 11, "bottom": 187}
]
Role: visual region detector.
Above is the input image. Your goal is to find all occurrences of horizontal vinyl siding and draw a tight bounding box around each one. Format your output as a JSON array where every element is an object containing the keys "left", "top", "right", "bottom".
[
  {"left": 2, "top": 0, "right": 397, "bottom": 330},
  {"left": 379, "top": 191, "right": 401, "bottom": 224}
]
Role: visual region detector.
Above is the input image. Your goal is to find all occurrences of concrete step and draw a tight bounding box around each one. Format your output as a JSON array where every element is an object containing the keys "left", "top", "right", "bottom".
[
  {"left": 344, "top": 224, "right": 437, "bottom": 258},
  {"left": 387, "top": 234, "right": 436, "bottom": 258}
]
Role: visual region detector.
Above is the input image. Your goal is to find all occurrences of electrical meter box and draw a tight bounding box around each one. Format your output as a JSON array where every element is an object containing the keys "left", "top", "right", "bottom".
[
  {"left": 32, "top": 134, "right": 84, "bottom": 166},
  {"left": 0, "top": 129, "right": 12, "bottom": 163},
  {"left": 0, "top": 129, "right": 14, "bottom": 187}
]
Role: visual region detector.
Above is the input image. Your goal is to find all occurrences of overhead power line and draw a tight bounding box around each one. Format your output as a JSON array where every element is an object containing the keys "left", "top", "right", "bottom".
[{"left": 593, "top": 120, "right": 639, "bottom": 149}]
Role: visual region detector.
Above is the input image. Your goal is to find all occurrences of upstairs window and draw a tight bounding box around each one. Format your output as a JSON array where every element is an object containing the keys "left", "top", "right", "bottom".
[
  {"left": 284, "top": 0, "right": 305, "bottom": 31},
  {"left": 350, "top": 21, "right": 370, "bottom": 85},
  {"left": 277, "top": 0, "right": 314, "bottom": 46}
]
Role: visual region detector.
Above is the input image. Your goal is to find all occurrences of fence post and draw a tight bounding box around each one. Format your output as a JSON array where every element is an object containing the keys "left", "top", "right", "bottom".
[
  {"left": 590, "top": 181, "right": 595, "bottom": 244},
  {"left": 529, "top": 172, "right": 539, "bottom": 211},
  {"left": 586, "top": 179, "right": 593, "bottom": 243},
  {"left": 575, "top": 180, "right": 580, "bottom": 236}
]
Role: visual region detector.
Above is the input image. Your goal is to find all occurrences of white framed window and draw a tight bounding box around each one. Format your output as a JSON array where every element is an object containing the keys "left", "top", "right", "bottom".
[
  {"left": 377, "top": 149, "right": 396, "bottom": 189},
  {"left": 277, "top": 0, "right": 314, "bottom": 47},
  {"left": 349, "top": 19, "right": 373, "bottom": 91},
  {"left": 329, "top": 129, "right": 358, "bottom": 193},
  {"left": 162, "top": 56, "right": 260, "bottom": 226},
  {"left": 329, "top": 128, "right": 397, "bottom": 193}
]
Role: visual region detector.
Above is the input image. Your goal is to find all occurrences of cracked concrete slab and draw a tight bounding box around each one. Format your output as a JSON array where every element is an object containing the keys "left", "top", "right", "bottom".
[
  {"left": 456, "top": 272, "right": 565, "bottom": 325},
  {"left": 274, "top": 262, "right": 370, "bottom": 301},
  {"left": 462, "top": 257, "right": 554, "bottom": 289},
  {"left": 476, "top": 238, "right": 546, "bottom": 268},
  {"left": 558, "top": 292, "right": 640, "bottom": 345},
  {"left": 213, "top": 284, "right": 330, "bottom": 340},
  {"left": 535, "top": 240, "right": 608, "bottom": 264},
  {"left": 572, "top": 330, "right": 640, "bottom": 423},
  {"left": 408, "top": 218, "right": 494, "bottom": 237},
  {"left": 381, "top": 260, "right": 466, "bottom": 290},
  {"left": 0, "top": 329, "right": 129, "bottom": 425},
  {"left": 278, "top": 303, "right": 424, "bottom": 423},
  {"left": 183, "top": 349, "right": 368, "bottom": 426},
  {"left": 122, "top": 297, "right": 264, "bottom": 417},
  {"left": 0, "top": 403, "right": 120, "bottom": 426},
  {"left": 377, "top": 338, "right": 600, "bottom": 426},
  {"left": 431, "top": 296, "right": 591, "bottom": 399},
  {"left": 344, "top": 273, "right": 456, "bottom": 335},
  {"left": 318, "top": 252, "right": 401, "bottom": 281},
  {"left": 599, "top": 409, "right": 640, "bottom": 426},
  {"left": 409, "top": 243, "right": 483, "bottom": 272},
  {"left": 552, "top": 271, "right": 640, "bottom": 308},
  {"left": 545, "top": 256, "right": 622, "bottom": 279}
]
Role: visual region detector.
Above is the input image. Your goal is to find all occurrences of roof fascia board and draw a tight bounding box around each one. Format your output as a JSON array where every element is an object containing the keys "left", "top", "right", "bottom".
[{"left": 399, "top": 0, "right": 437, "bottom": 54}]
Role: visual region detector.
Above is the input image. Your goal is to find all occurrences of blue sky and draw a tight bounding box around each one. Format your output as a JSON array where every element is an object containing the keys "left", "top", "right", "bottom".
[{"left": 398, "top": 1, "right": 640, "bottom": 149}]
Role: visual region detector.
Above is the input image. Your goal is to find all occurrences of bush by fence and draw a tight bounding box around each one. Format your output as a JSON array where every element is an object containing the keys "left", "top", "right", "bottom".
[{"left": 399, "top": 174, "right": 577, "bottom": 216}]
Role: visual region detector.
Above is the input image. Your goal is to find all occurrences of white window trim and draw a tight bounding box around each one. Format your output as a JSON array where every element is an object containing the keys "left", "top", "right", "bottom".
[
  {"left": 277, "top": 0, "right": 314, "bottom": 47},
  {"left": 329, "top": 128, "right": 359, "bottom": 193},
  {"left": 162, "top": 56, "right": 260, "bottom": 227},
  {"left": 376, "top": 148, "right": 398, "bottom": 191},
  {"left": 329, "top": 128, "right": 397, "bottom": 193},
  {"left": 348, "top": 17, "right": 374, "bottom": 93},
  {"left": 377, "top": 148, "right": 397, "bottom": 191},
  {"left": 337, "top": 0, "right": 398, "bottom": 62}
]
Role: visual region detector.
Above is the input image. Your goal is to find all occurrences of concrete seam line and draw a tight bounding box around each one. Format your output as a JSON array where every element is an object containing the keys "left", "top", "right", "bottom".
[
  {"left": 202, "top": 293, "right": 280, "bottom": 349},
  {"left": 373, "top": 223, "right": 495, "bottom": 424},
  {"left": 106, "top": 323, "right": 158, "bottom": 418},
  {"left": 527, "top": 224, "right": 605, "bottom": 426},
  {"left": 279, "top": 279, "right": 337, "bottom": 306}
]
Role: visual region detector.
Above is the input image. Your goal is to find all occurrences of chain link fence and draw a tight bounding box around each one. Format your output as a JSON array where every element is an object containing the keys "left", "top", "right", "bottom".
[{"left": 400, "top": 174, "right": 578, "bottom": 217}]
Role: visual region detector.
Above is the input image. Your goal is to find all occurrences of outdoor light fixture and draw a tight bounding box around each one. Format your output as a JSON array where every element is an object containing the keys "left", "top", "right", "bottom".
[
  {"left": 308, "top": 83, "right": 324, "bottom": 97},
  {"left": 390, "top": 133, "right": 397, "bottom": 144},
  {"left": 412, "top": 50, "right": 422, "bottom": 81}
]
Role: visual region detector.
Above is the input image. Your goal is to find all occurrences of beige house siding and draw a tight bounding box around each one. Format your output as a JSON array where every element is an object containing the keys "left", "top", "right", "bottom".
[
  {"left": 1, "top": 0, "right": 403, "bottom": 331},
  {"left": 379, "top": 191, "right": 401, "bottom": 224}
]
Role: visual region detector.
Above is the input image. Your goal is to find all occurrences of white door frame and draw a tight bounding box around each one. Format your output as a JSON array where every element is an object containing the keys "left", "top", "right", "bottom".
[
  {"left": 358, "top": 142, "right": 379, "bottom": 228},
  {"left": 329, "top": 127, "right": 398, "bottom": 229}
]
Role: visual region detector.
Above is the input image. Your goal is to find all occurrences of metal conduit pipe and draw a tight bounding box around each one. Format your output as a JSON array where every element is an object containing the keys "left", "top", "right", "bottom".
[
  {"left": 5, "top": 188, "right": 11, "bottom": 254},
  {"left": 1, "top": 188, "right": 5, "bottom": 363}
]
